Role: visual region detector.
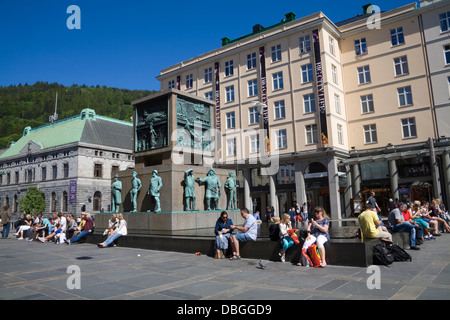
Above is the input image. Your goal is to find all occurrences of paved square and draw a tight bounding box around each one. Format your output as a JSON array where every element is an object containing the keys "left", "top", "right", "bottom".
[{"left": 1, "top": 234, "right": 450, "bottom": 300}]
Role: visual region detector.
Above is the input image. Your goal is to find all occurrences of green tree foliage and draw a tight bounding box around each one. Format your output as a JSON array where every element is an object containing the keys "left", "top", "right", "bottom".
[
  {"left": 0, "top": 82, "right": 155, "bottom": 149},
  {"left": 18, "top": 186, "right": 46, "bottom": 216}
]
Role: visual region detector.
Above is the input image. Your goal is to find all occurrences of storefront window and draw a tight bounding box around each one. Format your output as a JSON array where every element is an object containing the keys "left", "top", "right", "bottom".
[{"left": 361, "top": 162, "right": 389, "bottom": 181}]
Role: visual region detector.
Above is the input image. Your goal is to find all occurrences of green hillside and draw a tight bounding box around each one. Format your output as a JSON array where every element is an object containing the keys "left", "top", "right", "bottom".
[{"left": 0, "top": 81, "right": 156, "bottom": 149}]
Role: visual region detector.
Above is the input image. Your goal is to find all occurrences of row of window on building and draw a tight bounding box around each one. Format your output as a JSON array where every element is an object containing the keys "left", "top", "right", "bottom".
[
  {"left": 0, "top": 163, "right": 125, "bottom": 186},
  {"left": 2, "top": 190, "right": 104, "bottom": 214},
  {"left": 224, "top": 116, "right": 417, "bottom": 156}
]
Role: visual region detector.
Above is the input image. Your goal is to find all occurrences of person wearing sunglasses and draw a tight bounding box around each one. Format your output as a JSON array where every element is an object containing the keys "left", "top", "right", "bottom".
[{"left": 300, "top": 207, "right": 330, "bottom": 267}]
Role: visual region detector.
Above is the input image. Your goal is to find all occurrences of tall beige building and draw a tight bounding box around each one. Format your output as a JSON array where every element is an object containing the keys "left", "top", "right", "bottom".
[{"left": 157, "top": 1, "right": 450, "bottom": 221}]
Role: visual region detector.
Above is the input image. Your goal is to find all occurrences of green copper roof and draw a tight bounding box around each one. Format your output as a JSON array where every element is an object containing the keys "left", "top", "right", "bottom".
[{"left": 0, "top": 108, "right": 132, "bottom": 159}]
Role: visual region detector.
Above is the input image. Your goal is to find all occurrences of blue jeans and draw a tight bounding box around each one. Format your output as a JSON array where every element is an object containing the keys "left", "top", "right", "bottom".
[
  {"left": 69, "top": 230, "right": 91, "bottom": 243},
  {"left": 393, "top": 222, "right": 421, "bottom": 247},
  {"left": 2, "top": 223, "right": 10, "bottom": 238},
  {"left": 104, "top": 233, "right": 122, "bottom": 246}
]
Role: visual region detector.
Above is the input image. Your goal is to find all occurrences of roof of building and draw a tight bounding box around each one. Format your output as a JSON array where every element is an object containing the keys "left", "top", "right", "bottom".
[{"left": 0, "top": 108, "right": 133, "bottom": 160}]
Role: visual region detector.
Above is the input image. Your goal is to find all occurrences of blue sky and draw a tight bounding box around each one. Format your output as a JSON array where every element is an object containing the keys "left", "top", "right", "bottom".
[{"left": 0, "top": 0, "right": 419, "bottom": 91}]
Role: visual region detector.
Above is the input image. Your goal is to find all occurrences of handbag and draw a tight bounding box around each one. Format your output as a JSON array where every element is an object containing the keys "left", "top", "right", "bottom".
[{"left": 215, "top": 249, "right": 225, "bottom": 259}]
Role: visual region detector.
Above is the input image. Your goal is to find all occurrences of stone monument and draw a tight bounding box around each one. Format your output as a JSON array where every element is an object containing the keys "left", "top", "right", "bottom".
[{"left": 97, "top": 89, "right": 240, "bottom": 233}]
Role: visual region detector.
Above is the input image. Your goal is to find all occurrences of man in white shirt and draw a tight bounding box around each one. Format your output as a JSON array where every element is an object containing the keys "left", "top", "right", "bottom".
[{"left": 229, "top": 208, "right": 258, "bottom": 260}]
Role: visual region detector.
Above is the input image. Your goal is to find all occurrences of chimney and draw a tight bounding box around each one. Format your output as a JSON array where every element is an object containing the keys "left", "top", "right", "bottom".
[
  {"left": 362, "top": 4, "right": 374, "bottom": 15},
  {"left": 285, "top": 12, "right": 296, "bottom": 22},
  {"left": 253, "top": 24, "right": 264, "bottom": 33}
]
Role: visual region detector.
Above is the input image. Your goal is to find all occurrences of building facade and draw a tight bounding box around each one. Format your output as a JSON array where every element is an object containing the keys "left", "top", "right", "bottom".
[
  {"left": 156, "top": 0, "right": 450, "bottom": 221},
  {"left": 0, "top": 109, "right": 134, "bottom": 216}
]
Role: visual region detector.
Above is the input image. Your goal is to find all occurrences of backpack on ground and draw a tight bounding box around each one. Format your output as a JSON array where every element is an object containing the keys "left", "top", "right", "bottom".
[
  {"left": 372, "top": 244, "right": 394, "bottom": 266},
  {"left": 388, "top": 245, "right": 412, "bottom": 262},
  {"left": 307, "top": 244, "right": 323, "bottom": 268}
]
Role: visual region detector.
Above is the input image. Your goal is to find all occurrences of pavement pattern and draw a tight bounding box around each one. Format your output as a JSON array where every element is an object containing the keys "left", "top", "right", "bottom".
[{"left": 0, "top": 233, "right": 450, "bottom": 300}]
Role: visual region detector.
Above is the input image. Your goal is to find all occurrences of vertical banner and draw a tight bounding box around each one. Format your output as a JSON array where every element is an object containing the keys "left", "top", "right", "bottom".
[
  {"left": 176, "top": 75, "right": 181, "bottom": 90},
  {"left": 69, "top": 179, "right": 77, "bottom": 203},
  {"left": 214, "top": 62, "right": 222, "bottom": 160},
  {"left": 259, "top": 46, "right": 270, "bottom": 153},
  {"left": 312, "top": 29, "right": 329, "bottom": 147}
]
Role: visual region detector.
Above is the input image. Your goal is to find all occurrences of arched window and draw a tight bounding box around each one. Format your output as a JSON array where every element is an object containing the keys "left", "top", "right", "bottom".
[
  {"left": 93, "top": 191, "right": 102, "bottom": 212},
  {"left": 13, "top": 195, "right": 18, "bottom": 213},
  {"left": 51, "top": 192, "right": 57, "bottom": 212},
  {"left": 62, "top": 191, "right": 68, "bottom": 212}
]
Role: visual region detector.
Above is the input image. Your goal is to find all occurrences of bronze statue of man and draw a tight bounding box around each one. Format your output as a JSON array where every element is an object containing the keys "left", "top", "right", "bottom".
[
  {"left": 148, "top": 170, "right": 163, "bottom": 213},
  {"left": 225, "top": 171, "right": 237, "bottom": 210},
  {"left": 111, "top": 173, "right": 122, "bottom": 213},
  {"left": 196, "top": 168, "right": 221, "bottom": 211},
  {"left": 184, "top": 169, "right": 196, "bottom": 211},
  {"left": 130, "top": 171, "right": 142, "bottom": 213}
]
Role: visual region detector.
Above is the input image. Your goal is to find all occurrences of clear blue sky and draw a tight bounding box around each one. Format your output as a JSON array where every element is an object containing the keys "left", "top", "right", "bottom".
[{"left": 0, "top": 0, "right": 419, "bottom": 91}]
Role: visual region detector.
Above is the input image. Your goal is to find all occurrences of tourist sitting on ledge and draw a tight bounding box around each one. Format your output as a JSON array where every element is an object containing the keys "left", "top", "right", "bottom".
[
  {"left": 279, "top": 214, "right": 294, "bottom": 263},
  {"left": 98, "top": 213, "right": 127, "bottom": 248},
  {"left": 214, "top": 211, "right": 233, "bottom": 259},
  {"left": 387, "top": 203, "right": 421, "bottom": 250},
  {"left": 358, "top": 204, "right": 392, "bottom": 244},
  {"left": 64, "top": 213, "right": 94, "bottom": 245},
  {"left": 298, "top": 206, "right": 330, "bottom": 267},
  {"left": 228, "top": 208, "right": 258, "bottom": 260}
]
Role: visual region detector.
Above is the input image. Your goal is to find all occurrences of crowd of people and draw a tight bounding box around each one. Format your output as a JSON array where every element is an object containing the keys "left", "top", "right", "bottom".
[
  {"left": 214, "top": 204, "right": 330, "bottom": 267},
  {"left": 2, "top": 195, "right": 449, "bottom": 265},
  {"left": 0, "top": 209, "right": 98, "bottom": 245},
  {"left": 0, "top": 204, "right": 128, "bottom": 249},
  {"left": 213, "top": 196, "right": 450, "bottom": 267}
]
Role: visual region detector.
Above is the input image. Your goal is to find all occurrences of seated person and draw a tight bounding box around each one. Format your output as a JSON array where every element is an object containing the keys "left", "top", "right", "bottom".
[
  {"left": 299, "top": 207, "right": 330, "bottom": 267},
  {"left": 97, "top": 214, "right": 127, "bottom": 248},
  {"left": 16, "top": 214, "right": 33, "bottom": 239},
  {"left": 65, "top": 214, "right": 78, "bottom": 240},
  {"left": 279, "top": 214, "right": 294, "bottom": 263},
  {"left": 358, "top": 205, "right": 392, "bottom": 244},
  {"left": 65, "top": 213, "right": 94, "bottom": 245},
  {"left": 268, "top": 216, "right": 281, "bottom": 241},
  {"left": 214, "top": 211, "right": 234, "bottom": 258},
  {"left": 229, "top": 208, "right": 258, "bottom": 260},
  {"left": 387, "top": 203, "right": 421, "bottom": 250},
  {"left": 28, "top": 214, "right": 51, "bottom": 241}
]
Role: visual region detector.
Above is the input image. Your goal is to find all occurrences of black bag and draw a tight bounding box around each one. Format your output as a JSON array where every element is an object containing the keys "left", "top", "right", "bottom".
[
  {"left": 388, "top": 245, "right": 412, "bottom": 262},
  {"left": 372, "top": 244, "right": 394, "bottom": 266}
]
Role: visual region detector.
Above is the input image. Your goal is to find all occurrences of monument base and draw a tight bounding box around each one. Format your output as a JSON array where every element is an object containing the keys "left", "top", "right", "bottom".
[{"left": 95, "top": 209, "right": 242, "bottom": 234}]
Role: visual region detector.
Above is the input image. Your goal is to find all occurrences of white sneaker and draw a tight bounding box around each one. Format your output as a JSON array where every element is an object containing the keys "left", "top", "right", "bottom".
[{"left": 281, "top": 256, "right": 285, "bottom": 263}]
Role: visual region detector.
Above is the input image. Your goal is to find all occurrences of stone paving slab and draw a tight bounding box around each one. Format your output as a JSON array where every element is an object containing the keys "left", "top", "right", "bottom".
[{"left": 0, "top": 233, "right": 450, "bottom": 300}]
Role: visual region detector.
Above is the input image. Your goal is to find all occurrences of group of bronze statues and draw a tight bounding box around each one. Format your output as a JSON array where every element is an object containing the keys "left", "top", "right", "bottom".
[{"left": 110, "top": 169, "right": 237, "bottom": 213}]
